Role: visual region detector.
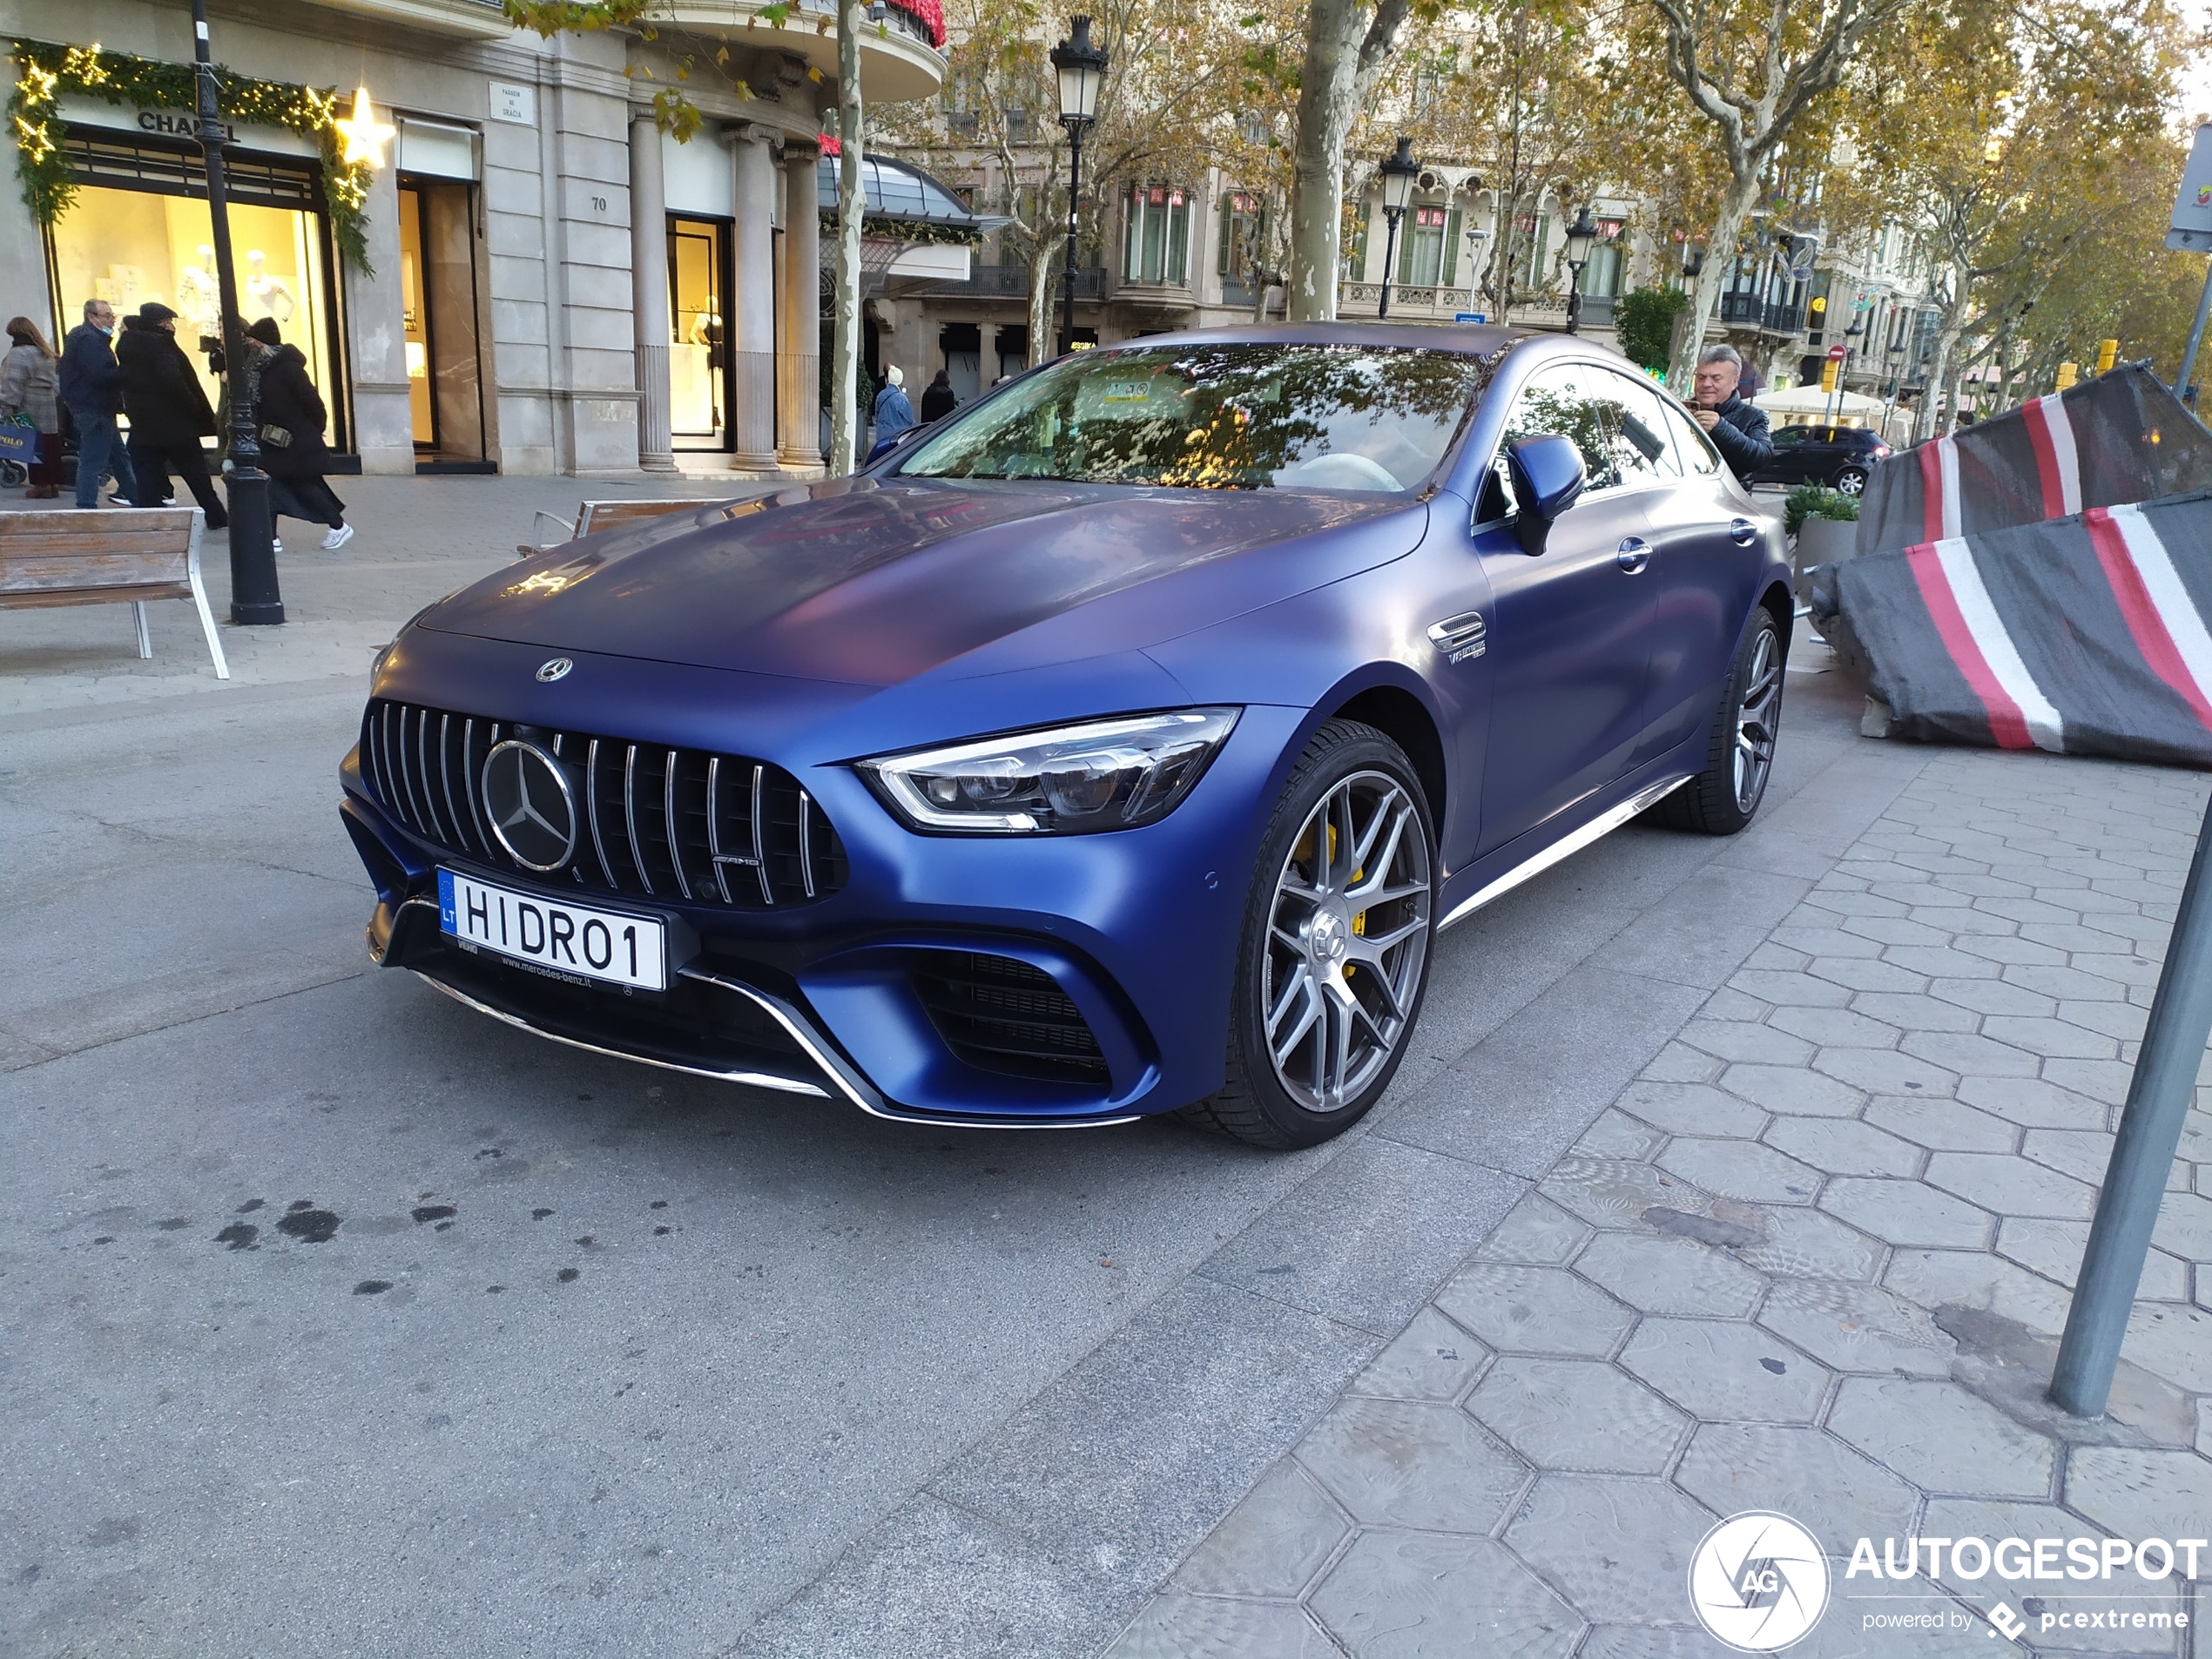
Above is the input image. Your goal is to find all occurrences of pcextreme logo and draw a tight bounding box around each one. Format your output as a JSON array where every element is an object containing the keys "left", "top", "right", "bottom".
[{"left": 1688, "top": 1514, "right": 2208, "bottom": 1651}]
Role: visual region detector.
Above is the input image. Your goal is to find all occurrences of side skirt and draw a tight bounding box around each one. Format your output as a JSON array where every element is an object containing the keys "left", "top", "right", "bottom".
[{"left": 1437, "top": 774, "right": 1692, "bottom": 933}]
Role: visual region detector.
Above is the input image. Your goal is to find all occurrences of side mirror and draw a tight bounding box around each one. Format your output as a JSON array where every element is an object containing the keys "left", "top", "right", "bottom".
[
  {"left": 866, "top": 424, "right": 929, "bottom": 467},
  {"left": 1506, "top": 434, "right": 1586, "bottom": 555}
]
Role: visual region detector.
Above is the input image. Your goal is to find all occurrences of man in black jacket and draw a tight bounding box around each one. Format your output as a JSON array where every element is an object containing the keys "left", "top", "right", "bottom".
[
  {"left": 117, "top": 302, "right": 226, "bottom": 526},
  {"left": 58, "top": 298, "right": 137, "bottom": 509},
  {"left": 1689, "top": 345, "right": 1774, "bottom": 483}
]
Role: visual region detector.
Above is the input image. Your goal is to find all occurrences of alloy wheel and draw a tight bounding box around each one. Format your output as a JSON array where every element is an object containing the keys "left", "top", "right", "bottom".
[
  {"left": 1734, "top": 625, "right": 1782, "bottom": 813},
  {"left": 1260, "top": 769, "right": 1432, "bottom": 1113},
  {"left": 1834, "top": 469, "right": 1867, "bottom": 496}
]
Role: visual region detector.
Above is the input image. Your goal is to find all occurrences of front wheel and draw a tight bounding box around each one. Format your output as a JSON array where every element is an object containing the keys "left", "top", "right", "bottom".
[
  {"left": 1833, "top": 465, "right": 1869, "bottom": 496},
  {"left": 1654, "top": 610, "right": 1784, "bottom": 836},
  {"left": 1184, "top": 720, "right": 1437, "bottom": 1150}
]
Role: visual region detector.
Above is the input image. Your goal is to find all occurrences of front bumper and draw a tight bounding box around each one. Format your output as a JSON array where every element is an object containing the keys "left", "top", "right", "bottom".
[{"left": 340, "top": 683, "right": 1305, "bottom": 1128}]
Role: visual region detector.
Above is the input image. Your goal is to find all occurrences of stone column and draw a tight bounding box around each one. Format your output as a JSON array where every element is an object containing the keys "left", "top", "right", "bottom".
[
  {"left": 728, "top": 124, "right": 780, "bottom": 475},
  {"left": 778, "top": 140, "right": 823, "bottom": 472},
  {"left": 343, "top": 156, "right": 415, "bottom": 474},
  {"left": 629, "top": 111, "right": 677, "bottom": 474}
]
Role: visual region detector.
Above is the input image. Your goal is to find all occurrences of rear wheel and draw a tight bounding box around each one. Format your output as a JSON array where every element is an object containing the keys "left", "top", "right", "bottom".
[
  {"left": 1183, "top": 720, "right": 1436, "bottom": 1150},
  {"left": 1833, "top": 465, "right": 1869, "bottom": 496},
  {"left": 1654, "top": 611, "right": 1784, "bottom": 836}
]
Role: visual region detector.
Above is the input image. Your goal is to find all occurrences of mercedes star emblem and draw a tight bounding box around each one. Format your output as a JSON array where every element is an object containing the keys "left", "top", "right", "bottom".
[
  {"left": 536, "top": 658, "right": 574, "bottom": 683},
  {"left": 481, "top": 739, "right": 579, "bottom": 872}
]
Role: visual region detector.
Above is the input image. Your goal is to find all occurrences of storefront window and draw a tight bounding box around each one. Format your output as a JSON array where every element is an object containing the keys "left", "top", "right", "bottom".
[
  {"left": 47, "top": 183, "right": 335, "bottom": 439},
  {"left": 667, "top": 216, "right": 730, "bottom": 449}
]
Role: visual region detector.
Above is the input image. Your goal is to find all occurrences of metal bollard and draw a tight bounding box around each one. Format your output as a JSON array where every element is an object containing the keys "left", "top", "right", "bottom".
[{"left": 2049, "top": 786, "right": 2212, "bottom": 1416}]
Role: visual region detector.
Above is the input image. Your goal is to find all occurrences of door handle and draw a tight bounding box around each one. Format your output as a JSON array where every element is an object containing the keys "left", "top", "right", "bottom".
[
  {"left": 1730, "top": 517, "right": 1759, "bottom": 546},
  {"left": 1616, "top": 536, "right": 1651, "bottom": 575}
]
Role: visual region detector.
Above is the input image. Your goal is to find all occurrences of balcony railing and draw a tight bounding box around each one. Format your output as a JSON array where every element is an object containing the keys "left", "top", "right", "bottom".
[
  {"left": 1717, "top": 293, "right": 1809, "bottom": 334},
  {"left": 922, "top": 264, "right": 1107, "bottom": 300}
]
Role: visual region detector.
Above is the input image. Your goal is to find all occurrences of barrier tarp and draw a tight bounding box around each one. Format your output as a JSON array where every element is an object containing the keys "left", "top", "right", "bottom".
[
  {"left": 1831, "top": 491, "right": 2212, "bottom": 767},
  {"left": 1856, "top": 367, "right": 2212, "bottom": 559}
]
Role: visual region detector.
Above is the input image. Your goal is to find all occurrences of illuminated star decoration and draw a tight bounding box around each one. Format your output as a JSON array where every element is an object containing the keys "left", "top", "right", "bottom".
[{"left": 334, "top": 86, "right": 393, "bottom": 168}]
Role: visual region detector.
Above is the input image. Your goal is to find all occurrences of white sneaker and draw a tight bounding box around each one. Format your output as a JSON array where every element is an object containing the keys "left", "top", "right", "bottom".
[
  {"left": 322, "top": 523, "right": 354, "bottom": 550},
  {"left": 271, "top": 537, "right": 284, "bottom": 552}
]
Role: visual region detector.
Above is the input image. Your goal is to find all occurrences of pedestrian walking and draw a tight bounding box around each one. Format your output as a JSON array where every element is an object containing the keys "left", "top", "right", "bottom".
[
  {"left": 118, "top": 301, "right": 227, "bottom": 526},
  {"left": 245, "top": 319, "right": 352, "bottom": 550},
  {"left": 1689, "top": 344, "right": 1774, "bottom": 483},
  {"left": 58, "top": 298, "right": 138, "bottom": 508},
  {"left": 0, "top": 317, "right": 63, "bottom": 499},
  {"left": 873, "top": 364, "right": 916, "bottom": 445},
  {"left": 919, "top": 368, "right": 957, "bottom": 424}
]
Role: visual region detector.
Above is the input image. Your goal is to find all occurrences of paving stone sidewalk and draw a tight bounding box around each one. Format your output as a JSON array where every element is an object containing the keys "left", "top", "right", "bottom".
[{"left": 1108, "top": 749, "right": 2212, "bottom": 1658}]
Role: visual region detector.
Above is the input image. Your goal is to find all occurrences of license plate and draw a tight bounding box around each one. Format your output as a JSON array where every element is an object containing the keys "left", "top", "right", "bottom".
[{"left": 438, "top": 869, "right": 667, "bottom": 991}]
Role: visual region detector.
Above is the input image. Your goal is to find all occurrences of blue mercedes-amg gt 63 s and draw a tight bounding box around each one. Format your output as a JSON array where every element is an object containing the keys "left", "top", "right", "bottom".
[{"left": 341, "top": 324, "right": 1791, "bottom": 1148}]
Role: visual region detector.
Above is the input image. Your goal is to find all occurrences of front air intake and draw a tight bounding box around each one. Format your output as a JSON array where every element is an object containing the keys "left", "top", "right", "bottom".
[{"left": 910, "top": 951, "right": 1110, "bottom": 1087}]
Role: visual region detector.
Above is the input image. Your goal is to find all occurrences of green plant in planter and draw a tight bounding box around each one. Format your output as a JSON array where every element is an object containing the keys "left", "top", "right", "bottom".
[{"left": 1784, "top": 483, "right": 1860, "bottom": 537}]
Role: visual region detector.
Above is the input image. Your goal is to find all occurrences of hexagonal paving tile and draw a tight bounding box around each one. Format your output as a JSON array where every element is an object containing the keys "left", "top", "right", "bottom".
[
  {"left": 1574, "top": 1230, "right": 1766, "bottom": 1318},
  {"left": 1618, "top": 1318, "right": 1830, "bottom": 1422},
  {"left": 1346, "top": 1306, "right": 1491, "bottom": 1403},
  {"left": 1718, "top": 1065, "right": 1866, "bottom": 1117},
  {"left": 2149, "top": 1190, "right": 2212, "bottom": 1262},
  {"left": 1575, "top": 1109, "right": 1669, "bottom": 1161},
  {"left": 1764, "top": 1116, "right": 1922, "bottom": 1177},
  {"left": 1613, "top": 1082, "right": 1769, "bottom": 1138},
  {"left": 1928, "top": 976, "right": 2056, "bottom": 1017},
  {"left": 1728, "top": 969, "right": 1855, "bottom": 1008},
  {"left": 1676, "top": 1424, "right": 1920, "bottom": 1546},
  {"left": 1880, "top": 1247, "right": 2076, "bottom": 1334},
  {"left": 1311, "top": 1532, "right": 1584, "bottom": 1659},
  {"left": 1105, "top": 1593, "right": 1343, "bottom": 1659},
  {"left": 1955, "top": 1076, "right": 2109, "bottom": 1131},
  {"left": 2067, "top": 1446, "right": 2212, "bottom": 1542},
  {"left": 1464, "top": 1358, "right": 1689, "bottom": 1474},
  {"left": 1757, "top": 1278, "right": 1955, "bottom": 1376},
  {"left": 1658, "top": 1138, "right": 1823, "bottom": 1205},
  {"left": 1502, "top": 1474, "right": 1716, "bottom": 1624},
  {"left": 1899, "top": 1030, "right": 2041, "bottom": 1078},
  {"left": 1474, "top": 1193, "right": 1592, "bottom": 1266},
  {"left": 1812, "top": 1047, "right": 1959, "bottom": 1097},
  {"left": 1863, "top": 1096, "right": 2019, "bottom": 1153},
  {"left": 1924, "top": 1152, "right": 2095, "bottom": 1220},
  {"left": 1733, "top": 1206, "right": 1884, "bottom": 1281},
  {"left": 1851, "top": 990, "right": 1979, "bottom": 1033},
  {"left": 1827, "top": 1377, "right": 2055, "bottom": 1497},
  {"left": 2120, "top": 1301, "right": 2212, "bottom": 1392},
  {"left": 1435, "top": 1263, "right": 1637, "bottom": 1358},
  {"left": 1676, "top": 1018, "right": 1814, "bottom": 1067},
  {"left": 1295, "top": 1397, "right": 1527, "bottom": 1531},
  {"left": 1981, "top": 1013, "right": 2122, "bottom": 1059},
  {"left": 1995, "top": 1217, "right": 2191, "bottom": 1299},
  {"left": 1540, "top": 1158, "right": 1711, "bottom": 1233},
  {"left": 1171, "top": 1458, "right": 1349, "bottom": 1599},
  {"left": 1767, "top": 1006, "right": 1902, "bottom": 1050},
  {"left": 1820, "top": 1177, "right": 1993, "bottom": 1248}
]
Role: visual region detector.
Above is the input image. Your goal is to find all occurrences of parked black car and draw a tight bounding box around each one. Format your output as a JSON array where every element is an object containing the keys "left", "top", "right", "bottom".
[{"left": 1749, "top": 423, "right": 1892, "bottom": 496}]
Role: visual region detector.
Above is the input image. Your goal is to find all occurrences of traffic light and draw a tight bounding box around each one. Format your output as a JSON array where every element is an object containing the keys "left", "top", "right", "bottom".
[
  {"left": 2096, "top": 338, "right": 2119, "bottom": 374},
  {"left": 2056, "top": 361, "right": 2079, "bottom": 390},
  {"left": 1821, "top": 359, "right": 1840, "bottom": 394}
]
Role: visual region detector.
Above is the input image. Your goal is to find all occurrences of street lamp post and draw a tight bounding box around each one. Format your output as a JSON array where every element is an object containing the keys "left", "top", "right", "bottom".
[
  {"left": 1464, "top": 222, "right": 1491, "bottom": 319},
  {"left": 1829, "top": 315, "right": 1865, "bottom": 424},
  {"left": 1049, "top": 17, "right": 1108, "bottom": 357},
  {"left": 188, "top": 0, "right": 281, "bottom": 624},
  {"left": 1375, "top": 138, "right": 1419, "bottom": 318},
  {"left": 1561, "top": 205, "right": 1598, "bottom": 334}
]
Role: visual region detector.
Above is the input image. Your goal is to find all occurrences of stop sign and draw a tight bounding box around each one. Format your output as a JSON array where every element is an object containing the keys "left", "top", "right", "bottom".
[{"left": 1827, "top": 343, "right": 1848, "bottom": 360}]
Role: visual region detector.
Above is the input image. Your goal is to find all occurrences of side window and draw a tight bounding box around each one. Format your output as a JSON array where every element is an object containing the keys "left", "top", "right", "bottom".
[
  {"left": 1771, "top": 426, "right": 1810, "bottom": 448},
  {"left": 1595, "top": 370, "right": 1680, "bottom": 485},
  {"left": 1658, "top": 395, "right": 1723, "bottom": 477},
  {"left": 1484, "top": 362, "right": 1617, "bottom": 519}
]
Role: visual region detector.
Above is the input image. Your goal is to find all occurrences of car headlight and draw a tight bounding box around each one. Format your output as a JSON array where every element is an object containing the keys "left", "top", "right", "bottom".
[{"left": 860, "top": 708, "right": 1241, "bottom": 834}]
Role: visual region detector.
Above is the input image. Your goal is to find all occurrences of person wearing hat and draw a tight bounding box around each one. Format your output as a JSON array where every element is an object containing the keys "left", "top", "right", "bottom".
[
  {"left": 117, "top": 301, "right": 226, "bottom": 525},
  {"left": 873, "top": 364, "right": 915, "bottom": 445},
  {"left": 244, "top": 317, "right": 352, "bottom": 550}
]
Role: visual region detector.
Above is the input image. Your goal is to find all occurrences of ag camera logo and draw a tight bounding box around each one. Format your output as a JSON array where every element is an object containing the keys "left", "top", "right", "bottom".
[{"left": 1689, "top": 1511, "right": 1831, "bottom": 1651}]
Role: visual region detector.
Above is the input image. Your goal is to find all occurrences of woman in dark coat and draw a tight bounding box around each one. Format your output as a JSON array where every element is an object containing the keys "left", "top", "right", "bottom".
[
  {"left": 919, "top": 368, "right": 958, "bottom": 424},
  {"left": 246, "top": 318, "right": 352, "bottom": 550},
  {"left": 118, "top": 304, "right": 228, "bottom": 524}
]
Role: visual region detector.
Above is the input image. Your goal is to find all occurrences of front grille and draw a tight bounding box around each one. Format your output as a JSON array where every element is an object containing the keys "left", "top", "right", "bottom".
[
  {"left": 911, "top": 951, "right": 1109, "bottom": 1087},
  {"left": 360, "top": 699, "right": 847, "bottom": 908}
]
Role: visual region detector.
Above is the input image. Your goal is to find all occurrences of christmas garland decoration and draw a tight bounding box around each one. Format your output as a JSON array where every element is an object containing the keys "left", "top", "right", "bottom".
[{"left": 9, "top": 39, "right": 374, "bottom": 273}]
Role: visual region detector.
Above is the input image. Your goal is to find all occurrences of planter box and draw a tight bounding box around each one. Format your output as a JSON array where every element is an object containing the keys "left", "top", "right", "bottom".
[{"left": 1791, "top": 514, "right": 1858, "bottom": 602}]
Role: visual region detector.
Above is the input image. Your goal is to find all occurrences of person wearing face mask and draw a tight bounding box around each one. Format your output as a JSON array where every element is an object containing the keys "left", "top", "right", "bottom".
[{"left": 59, "top": 298, "right": 138, "bottom": 509}]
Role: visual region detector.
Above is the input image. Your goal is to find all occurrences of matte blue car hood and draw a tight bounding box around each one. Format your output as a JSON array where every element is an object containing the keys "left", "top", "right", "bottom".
[{"left": 421, "top": 477, "right": 1424, "bottom": 687}]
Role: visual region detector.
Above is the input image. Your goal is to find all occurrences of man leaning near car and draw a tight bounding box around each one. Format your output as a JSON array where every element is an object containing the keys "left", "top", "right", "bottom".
[
  {"left": 58, "top": 298, "right": 137, "bottom": 509},
  {"left": 1689, "top": 344, "right": 1774, "bottom": 483}
]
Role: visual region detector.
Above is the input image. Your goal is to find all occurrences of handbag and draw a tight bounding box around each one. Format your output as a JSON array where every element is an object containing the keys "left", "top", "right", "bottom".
[
  {"left": 260, "top": 423, "right": 293, "bottom": 448},
  {"left": 0, "top": 415, "right": 33, "bottom": 462}
]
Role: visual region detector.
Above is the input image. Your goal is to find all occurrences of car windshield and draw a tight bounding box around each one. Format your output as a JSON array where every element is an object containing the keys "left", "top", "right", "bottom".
[{"left": 894, "top": 342, "right": 1487, "bottom": 494}]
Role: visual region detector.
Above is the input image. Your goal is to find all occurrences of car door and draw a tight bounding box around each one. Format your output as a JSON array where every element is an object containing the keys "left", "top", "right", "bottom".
[
  {"left": 1635, "top": 383, "right": 1762, "bottom": 764},
  {"left": 1467, "top": 360, "right": 1657, "bottom": 857},
  {"left": 1766, "top": 425, "right": 1813, "bottom": 483}
]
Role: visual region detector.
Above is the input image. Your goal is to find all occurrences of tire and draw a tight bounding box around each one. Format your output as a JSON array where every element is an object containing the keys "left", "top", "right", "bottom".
[
  {"left": 1833, "top": 465, "right": 1869, "bottom": 496},
  {"left": 1653, "top": 610, "right": 1785, "bottom": 836},
  {"left": 1182, "top": 719, "right": 1438, "bottom": 1150}
]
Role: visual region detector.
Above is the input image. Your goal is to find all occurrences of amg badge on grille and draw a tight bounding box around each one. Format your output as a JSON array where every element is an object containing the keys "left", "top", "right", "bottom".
[
  {"left": 536, "top": 658, "right": 574, "bottom": 683},
  {"left": 482, "top": 740, "right": 579, "bottom": 871}
]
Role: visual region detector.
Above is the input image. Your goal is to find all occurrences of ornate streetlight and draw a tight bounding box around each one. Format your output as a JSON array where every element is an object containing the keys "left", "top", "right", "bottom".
[
  {"left": 1049, "top": 17, "right": 1108, "bottom": 356},
  {"left": 1463, "top": 218, "right": 1491, "bottom": 319},
  {"left": 1375, "top": 138, "right": 1420, "bottom": 318},
  {"left": 189, "top": 0, "right": 287, "bottom": 623},
  {"left": 1561, "top": 205, "right": 1599, "bottom": 334}
]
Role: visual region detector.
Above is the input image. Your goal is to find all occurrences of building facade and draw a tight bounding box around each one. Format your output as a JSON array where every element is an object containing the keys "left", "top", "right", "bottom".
[{"left": 3, "top": 0, "right": 946, "bottom": 478}]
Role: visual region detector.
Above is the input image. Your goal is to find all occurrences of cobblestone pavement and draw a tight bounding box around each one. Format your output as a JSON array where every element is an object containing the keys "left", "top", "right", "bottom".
[{"left": 1108, "top": 751, "right": 2212, "bottom": 1658}]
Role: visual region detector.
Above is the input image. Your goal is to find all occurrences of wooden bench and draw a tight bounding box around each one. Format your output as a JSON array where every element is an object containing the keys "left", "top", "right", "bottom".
[
  {"left": 517, "top": 498, "right": 707, "bottom": 557},
  {"left": 0, "top": 508, "right": 230, "bottom": 678}
]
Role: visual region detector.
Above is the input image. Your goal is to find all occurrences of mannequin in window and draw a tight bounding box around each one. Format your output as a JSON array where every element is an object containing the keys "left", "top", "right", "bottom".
[
  {"left": 246, "top": 250, "right": 296, "bottom": 324},
  {"left": 689, "top": 298, "right": 725, "bottom": 373},
  {"left": 175, "top": 245, "right": 221, "bottom": 338}
]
